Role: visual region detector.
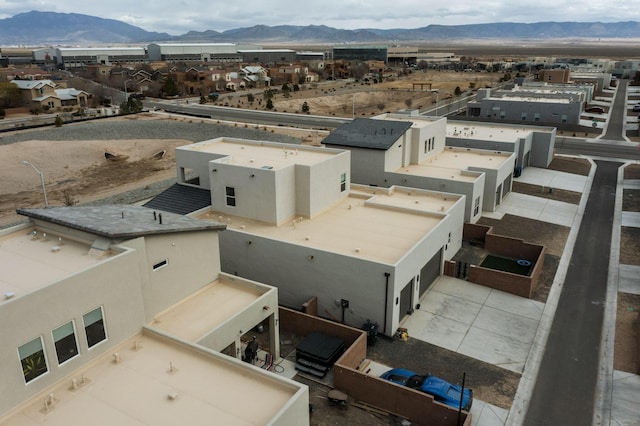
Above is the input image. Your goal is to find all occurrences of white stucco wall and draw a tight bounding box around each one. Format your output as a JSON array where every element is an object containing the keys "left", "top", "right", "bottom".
[
  {"left": 130, "top": 232, "right": 221, "bottom": 322},
  {"left": 0, "top": 249, "right": 145, "bottom": 416}
]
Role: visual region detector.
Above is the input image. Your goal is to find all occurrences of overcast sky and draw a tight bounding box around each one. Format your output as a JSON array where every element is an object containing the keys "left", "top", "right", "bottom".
[{"left": 0, "top": 0, "right": 636, "bottom": 35}]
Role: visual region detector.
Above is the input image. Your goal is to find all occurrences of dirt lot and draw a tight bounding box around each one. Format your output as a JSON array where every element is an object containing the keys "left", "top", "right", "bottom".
[{"left": 218, "top": 69, "right": 502, "bottom": 118}]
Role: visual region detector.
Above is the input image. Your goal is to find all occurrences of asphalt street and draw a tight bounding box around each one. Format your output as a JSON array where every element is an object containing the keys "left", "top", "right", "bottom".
[{"left": 523, "top": 159, "right": 622, "bottom": 425}]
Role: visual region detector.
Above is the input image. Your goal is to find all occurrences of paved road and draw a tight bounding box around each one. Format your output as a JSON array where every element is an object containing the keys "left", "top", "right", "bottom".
[
  {"left": 523, "top": 160, "right": 622, "bottom": 425},
  {"left": 602, "top": 79, "right": 628, "bottom": 141},
  {"left": 146, "top": 100, "right": 350, "bottom": 129}
]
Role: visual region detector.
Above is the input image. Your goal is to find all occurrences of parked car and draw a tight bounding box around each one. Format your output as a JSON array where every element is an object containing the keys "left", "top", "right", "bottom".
[
  {"left": 380, "top": 368, "right": 473, "bottom": 411},
  {"left": 633, "top": 105, "right": 640, "bottom": 112},
  {"left": 585, "top": 106, "right": 605, "bottom": 114}
]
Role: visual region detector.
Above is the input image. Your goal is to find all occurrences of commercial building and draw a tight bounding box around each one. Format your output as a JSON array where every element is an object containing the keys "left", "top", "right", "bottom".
[
  {"left": 147, "top": 43, "right": 259, "bottom": 63},
  {"left": 55, "top": 47, "right": 147, "bottom": 68},
  {"left": 240, "top": 49, "right": 297, "bottom": 64},
  {"left": 0, "top": 205, "right": 308, "bottom": 425},
  {"left": 333, "top": 46, "right": 388, "bottom": 63},
  {"left": 147, "top": 138, "right": 466, "bottom": 337}
]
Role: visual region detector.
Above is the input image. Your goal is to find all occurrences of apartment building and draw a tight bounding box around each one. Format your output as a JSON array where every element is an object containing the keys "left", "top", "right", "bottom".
[{"left": 0, "top": 205, "right": 308, "bottom": 425}]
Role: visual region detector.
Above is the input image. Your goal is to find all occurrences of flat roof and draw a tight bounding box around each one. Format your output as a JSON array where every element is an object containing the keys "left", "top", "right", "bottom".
[
  {"left": 389, "top": 149, "right": 511, "bottom": 181},
  {"left": 0, "top": 226, "right": 115, "bottom": 305},
  {"left": 197, "top": 187, "right": 459, "bottom": 264},
  {"left": 0, "top": 333, "right": 301, "bottom": 426},
  {"left": 150, "top": 278, "right": 265, "bottom": 342},
  {"left": 18, "top": 205, "right": 225, "bottom": 240},
  {"left": 180, "top": 139, "right": 341, "bottom": 170},
  {"left": 447, "top": 122, "right": 543, "bottom": 143}
]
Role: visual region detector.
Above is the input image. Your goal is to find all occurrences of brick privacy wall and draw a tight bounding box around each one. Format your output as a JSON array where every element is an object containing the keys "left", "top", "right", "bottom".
[
  {"left": 278, "top": 307, "right": 364, "bottom": 351},
  {"left": 301, "top": 296, "right": 318, "bottom": 316},
  {"left": 279, "top": 308, "right": 471, "bottom": 425},
  {"left": 333, "top": 365, "right": 471, "bottom": 426},
  {"left": 463, "top": 222, "right": 491, "bottom": 242},
  {"left": 444, "top": 260, "right": 456, "bottom": 276},
  {"left": 485, "top": 233, "right": 543, "bottom": 260},
  {"left": 468, "top": 265, "right": 533, "bottom": 298}
]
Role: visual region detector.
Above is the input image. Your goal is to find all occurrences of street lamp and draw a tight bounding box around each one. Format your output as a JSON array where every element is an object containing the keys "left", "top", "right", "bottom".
[
  {"left": 124, "top": 79, "right": 133, "bottom": 101},
  {"left": 22, "top": 161, "right": 49, "bottom": 208},
  {"left": 431, "top": 89, "right": 439, "bottom": 116}
]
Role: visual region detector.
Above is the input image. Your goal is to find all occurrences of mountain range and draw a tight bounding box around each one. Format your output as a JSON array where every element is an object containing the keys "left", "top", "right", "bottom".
[{"left": 2, "top": 11, "right": 640, "bottom": 46}]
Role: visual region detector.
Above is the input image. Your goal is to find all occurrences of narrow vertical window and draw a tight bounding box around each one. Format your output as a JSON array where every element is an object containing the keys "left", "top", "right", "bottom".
[
  {"left": 340, "top": 173, "right": 347, "bottom": 192},
  {"left": 53, "top": 321, "right": 79, "bottom": 365},
  {"left": 225, "top": 186, "right": 236, "bottom": 207},
  {"left": 424, "top": 140, "right": 428, "bottom": 154},
  {"left": 19, "top": 337, "right": 48, "bottom": 383},
  {"left": 83, "top": 307, "right": 107, "bottom": 348}
]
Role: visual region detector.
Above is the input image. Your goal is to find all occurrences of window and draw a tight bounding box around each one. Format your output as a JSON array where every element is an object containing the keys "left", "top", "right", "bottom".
[
  {"left": 153, "top": 259, "right": 168, "bottom": 270},
  {"left": 424, "top": 140, "right": 428, "bottom": 154},
  {"left": 521, "top": 112, "right": 527, "bottom": 121},
  {"left": 53, "top": 321, "right": 79, "bottom": 365},
  {"left": 83, "top": 307, "right": 107, "bottom": 348},
  {"left": 340, "top": 173, "right": 347, "bottom": 192},
  {"left": 19, "top": 337, "right": 48, "bottom": 383},
  {"left": 225, "top": 186, "right": 236, "bottom": 207},
  {"left": 534, "top": 113, "right": 540, "bottom": 122},
  {"left": 474, "top": 197, "right": 480, "bottom": 216},
  {"left": 561, "top": 114, "right": 567, "bottom": 123}
]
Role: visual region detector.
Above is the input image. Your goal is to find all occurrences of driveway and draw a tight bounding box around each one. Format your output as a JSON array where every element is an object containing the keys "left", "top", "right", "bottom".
[{"left": 402, "top": 276, "right": 544, "bottom": 375}]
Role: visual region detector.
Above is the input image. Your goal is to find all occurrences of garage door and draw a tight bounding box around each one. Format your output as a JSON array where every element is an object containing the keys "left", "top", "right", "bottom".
[
  {"left": 419, "top": 248, "right": 442, "bottom": 297},
  {"left": 399, "top": 279, "right": 413, "bottom": 323}
]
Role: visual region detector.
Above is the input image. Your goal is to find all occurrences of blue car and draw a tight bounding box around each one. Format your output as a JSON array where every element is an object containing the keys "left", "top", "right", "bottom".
[{"left": 380, "top": 368, "right": 473, "bottom": 411}]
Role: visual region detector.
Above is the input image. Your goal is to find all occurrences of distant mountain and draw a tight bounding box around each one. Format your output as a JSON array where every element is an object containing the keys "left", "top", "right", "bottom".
[
  {"left": 174, "top": 21, "right": 640, "bottom": 43},
  {"left": 0, "top": 11, "right": 171, "bottom": 45},
  {"left": 1, "top": 11, "right": 640, "bottom": 46}
]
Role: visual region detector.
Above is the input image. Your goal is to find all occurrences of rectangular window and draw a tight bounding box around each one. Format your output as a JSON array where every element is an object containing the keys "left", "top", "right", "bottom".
[
  {"left": 534, "top": 113, "right": 540, "bottom": 121},
  {"left": 83, "top": 307, "right": 107, "bottom": 348},
  {"left": 225, "top": 186, "right": 236, "bottom": 207},
  {"left": 424, "top": 140, "right": 428, "bottom": 154},
  {"left": 153, "top": 259, "right": 168, "bottom": 270},
  {"left": 474, "top": 197, "right": 480, "bottom": 216},
  {"left": 561, "top": 114, "right": 567, "bottom": 123},
  {"left": 19, "top": 337, "right": 48, "bottom": 383},
  {"left": 340, "top": 173, "right": 347, "bottom": 192},
  {"left": 521, "top": 112, "right": 527, "bottom": 121},
  {"left": 53, "top": 321, "right": 79, "bottom": 365}
]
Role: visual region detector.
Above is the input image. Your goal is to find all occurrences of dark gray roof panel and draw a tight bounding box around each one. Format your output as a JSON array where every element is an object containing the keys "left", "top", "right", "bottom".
[
  {"left": 17, "top": 204, "right": 224, "bottom": 239},
  {"left": 322, "top": 118, "right": 412, "bottom": 150},
  {"left": 143, "top": 184, "right": 212, "bottom": 215}
]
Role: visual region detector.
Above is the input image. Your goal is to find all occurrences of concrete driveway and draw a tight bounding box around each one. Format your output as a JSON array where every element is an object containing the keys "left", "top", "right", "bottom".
[
  {"left": 402, "top": 276, "right": 544, "bottom": 375},
  {"left": 483, "top": 166, "right": 589, "bottom": 227}
]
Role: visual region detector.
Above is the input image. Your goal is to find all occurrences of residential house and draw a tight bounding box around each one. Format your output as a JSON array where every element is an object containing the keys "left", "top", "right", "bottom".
[
  {"left": 0, "top": 205, "right": 309, "bottom": 425},
  {"left": 322, "top": 115, "right": 517, "bottom": 223},
  {"left": 146, "top": 138, "right": 466, "bottom": 337}
]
